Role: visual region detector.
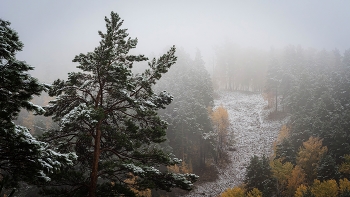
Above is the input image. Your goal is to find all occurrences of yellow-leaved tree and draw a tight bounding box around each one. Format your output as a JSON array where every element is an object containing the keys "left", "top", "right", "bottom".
[
  {"left": 296, "top": 136, "right": 327, "bottom": 184},
  {"left": 220, "top": 186, "right": 245, "bottom": 197},
  {"left": 276, "top": 125, "right": 289, "bottom": 144},
  {"left": 210, "top": 105, "right": 230, "bottom": 160},
  {"left": 311, "top": 179, "right": 338, "bottom": 197},
  {"left": 246, "top": 188, "right": 263, "bottom": 197},
  {"left": 270, "top": 158, "right": 293, "bottom": 196},
  {"left": 340, "top": 154, "right": 350, "bottom": 175},
  {"left": 272, "top": 125, "right": 289, "bottom": 158},
  {"left": 339, "top": 178, "right": 350, "bottom": 195},
  {"left": 286, "top": 165, "right": 306, "bottom": 196},
  {"left": 294, "top": 184, "right": 308, "bottom": 197}
]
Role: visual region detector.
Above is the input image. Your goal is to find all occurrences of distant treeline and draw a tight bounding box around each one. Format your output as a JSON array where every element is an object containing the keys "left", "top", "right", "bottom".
[{"left": 213, "top": 44, "right": 346, "bottom": 93}]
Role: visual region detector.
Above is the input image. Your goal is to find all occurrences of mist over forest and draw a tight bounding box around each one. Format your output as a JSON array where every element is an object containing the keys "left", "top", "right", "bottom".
[{"left": 2, "top": 1, "right": 350, "bottom": 197}]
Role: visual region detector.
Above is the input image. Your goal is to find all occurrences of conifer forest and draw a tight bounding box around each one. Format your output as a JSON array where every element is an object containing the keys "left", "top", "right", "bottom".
[{"left": 2, "top": 1, "right": 350, "bottom": 197}]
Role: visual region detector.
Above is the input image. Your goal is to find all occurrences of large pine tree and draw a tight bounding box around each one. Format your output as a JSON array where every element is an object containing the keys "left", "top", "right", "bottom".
[
  {"left": 0, "top": 19, "right": 76, "bottom": 194},
  {"left": 42, "top": 12, "right": 197, "bottom": 197}
]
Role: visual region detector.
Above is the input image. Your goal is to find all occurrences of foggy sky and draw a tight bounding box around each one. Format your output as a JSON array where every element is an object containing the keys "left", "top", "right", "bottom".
[{"left": 2, "top": 1, "right": 350, "bottom": 82}]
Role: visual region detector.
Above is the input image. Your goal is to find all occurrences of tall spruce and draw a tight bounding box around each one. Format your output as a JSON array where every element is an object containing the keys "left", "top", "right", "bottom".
[
  {"left": 156, "top": 49, "right": 215, "bottom": 173},
  {"left": 244, "top": 155, "right": 276, "bottom": 197},
  {"left": 0, "top": 19, "right": 76, "bottom": 194},
  {"left": 42, "top": 12, "right": 197, "bottom": 197}
]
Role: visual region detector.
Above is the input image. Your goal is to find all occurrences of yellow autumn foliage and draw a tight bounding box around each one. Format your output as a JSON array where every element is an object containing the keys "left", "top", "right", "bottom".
[
  {"left": 124, "top": 173, "right": 151, "bottom": 197},
  {"left": 220, "top": 186, "right": 245, "bottom": 197},
  {"left": 276, "top": 125, "right": 289, "bottom": 144},
  {"left": 210, "top": 105, "right": 230, "bottom": 151},
  {"left": 270, "top": 158, "right": 293, "bottom": 196},
  {"left": 272, "top": 125, "right": 290, "bottom": 159},
  {"left": 339, "top": 154, "right": 350, "bottom": 174},
  {"left": 339, "top": 178, "right": 350, "bottom": 195},
  {"left": 211, "top": 104, "right": 230, "bottom": 136},
  {"left": 246, "top": 188, "right": 262, "bottom": 197},
  {"left": 167, "top": 160, "right": 192, "bottom": 174},
  {"left": 286, "top": 165, "right": 306, "bottom": 196},
  {"left": 294, "top": 184, "right": 308, "bottom": 197},
  {"left": 311, "top": 179, "right": 338, "bottom": 197},
  {"left": 270, "top": 158, "right": 293, "bottom": 184},
  {"left": 296, "top": 136, "right": 327, "bottom": 184}
]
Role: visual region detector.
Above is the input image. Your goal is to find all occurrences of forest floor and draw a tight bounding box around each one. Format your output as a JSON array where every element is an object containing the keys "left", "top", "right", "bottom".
[{"left": 184, "top": 90, "right": 288, "bottom": 197}]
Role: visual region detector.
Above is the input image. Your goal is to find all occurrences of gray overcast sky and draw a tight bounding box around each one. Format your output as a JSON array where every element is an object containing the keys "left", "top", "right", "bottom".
[{"left": 2, "top": 1, "right": 350, "bottom": 81}]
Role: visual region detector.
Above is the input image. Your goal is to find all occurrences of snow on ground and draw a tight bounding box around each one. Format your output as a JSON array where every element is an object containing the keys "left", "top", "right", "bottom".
[{"left": 185, "top": 91, "right": 288, "bottom": 197}]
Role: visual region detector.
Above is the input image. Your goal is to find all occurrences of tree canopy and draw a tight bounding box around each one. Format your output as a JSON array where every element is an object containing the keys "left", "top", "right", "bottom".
[
  {"left": 40, "top": 12, "right": 197, "bottom": 197},
  {"left": 0, "top": 19, "right": 76, "bottom": 195}
]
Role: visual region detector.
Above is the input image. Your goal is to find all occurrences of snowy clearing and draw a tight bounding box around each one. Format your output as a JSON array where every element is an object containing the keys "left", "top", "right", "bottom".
[{"left": 185, "top": 91, "right": 288, "bottom": 197}]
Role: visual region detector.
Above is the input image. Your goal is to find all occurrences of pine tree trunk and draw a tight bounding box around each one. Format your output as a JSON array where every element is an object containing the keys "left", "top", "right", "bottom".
[{"left": 89, "top": 127, "right": 102, "bottom": 197}]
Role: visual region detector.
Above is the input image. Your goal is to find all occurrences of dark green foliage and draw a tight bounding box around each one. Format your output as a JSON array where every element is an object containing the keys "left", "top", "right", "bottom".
[
  {"left": 275, "top": 137, "right": 297, "bottom": 164},
  {"left": 244, "top": 155, "right": 275, "bottom": 197},
  {"left": 266, "top": 47, "right": 350, "bottom": 197},
  {"left": 288, "top": 69, "right": 350, "bottom": 163},
  {"left": 274, "top": 47, "right": 350, "bottom": 172},
  {"left": 96, "top": 182, "right": 136, "bottom": 197},
  {"left": 0, "top": 176, "right": 15, "bottom": 197},
  {"left": 0, "top": 19, "right": 45, "bottom": 123},
  {"left": 301, "top": 188, "right": 314, "bottom": 197},
  {"left": 270, "top": 47, "right": 350, "bottom": 191},
  {"left": 316, "top": 154, "right": 340, "bottom": 181},
  {"left": 156, "top": 49, "right": 215, "bottom": 173},
  {"left": 0, "top": 19, "right": 76, "bottom": 195},
  {"left": 41, "top": 12, "right": 197, "bottom": 196},
  {"left": 340, "top": 190, "right": 350, "bottom": 197}
]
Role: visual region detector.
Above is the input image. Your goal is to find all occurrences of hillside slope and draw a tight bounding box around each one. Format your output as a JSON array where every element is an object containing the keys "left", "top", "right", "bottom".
[{"left": 185, "top": 91, "right": 288, "bottom": 196}]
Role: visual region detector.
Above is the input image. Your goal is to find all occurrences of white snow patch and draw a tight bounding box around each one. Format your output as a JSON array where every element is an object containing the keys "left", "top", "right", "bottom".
[{"left": 184, "top": 91, "right": 288, "bottom": 197}]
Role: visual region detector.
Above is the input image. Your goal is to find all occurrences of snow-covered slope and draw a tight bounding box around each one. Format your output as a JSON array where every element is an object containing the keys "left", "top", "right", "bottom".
[{"left": 185, "top": 91, "right": 287, "bottom": 197}]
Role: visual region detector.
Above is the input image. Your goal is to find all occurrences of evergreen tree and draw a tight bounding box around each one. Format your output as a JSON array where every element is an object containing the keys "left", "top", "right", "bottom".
[
  {"left": 278, "top": 47, "right": 350, "bottom": 166},
  {"left": 343, "top": 49, "right": 350, "bottom": 68},
  {"left": 41, "top": 12, "right": 197, "bottom": 197},
  {"left": 0, "top": 19, "right": 76, "bottom": 194},
  {"left": 156, "top": 48, "right": 215, "bottom": 173},
  {"left": 275, "top": 137, "right": 297, "bottom": 164},
  {"left": 244, "top": 155, "right": 275, "bottom": 197},
  {"left": 316, "top": 154, "right": 340, "bottom": 181}
]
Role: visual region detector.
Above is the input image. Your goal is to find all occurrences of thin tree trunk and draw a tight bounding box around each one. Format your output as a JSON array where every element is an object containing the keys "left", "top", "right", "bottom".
[
  {"left": 199, "top": 137, "right": 203, "bottom": 168},
  {"left": 203, "top": 143, "right": 206, "bottom": 166},
  {"left": 275, "top": 86, "right": 278, "bottom": 112},
  {"left": 89, "top": 127, "right": 102, "bottom": 197}
]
